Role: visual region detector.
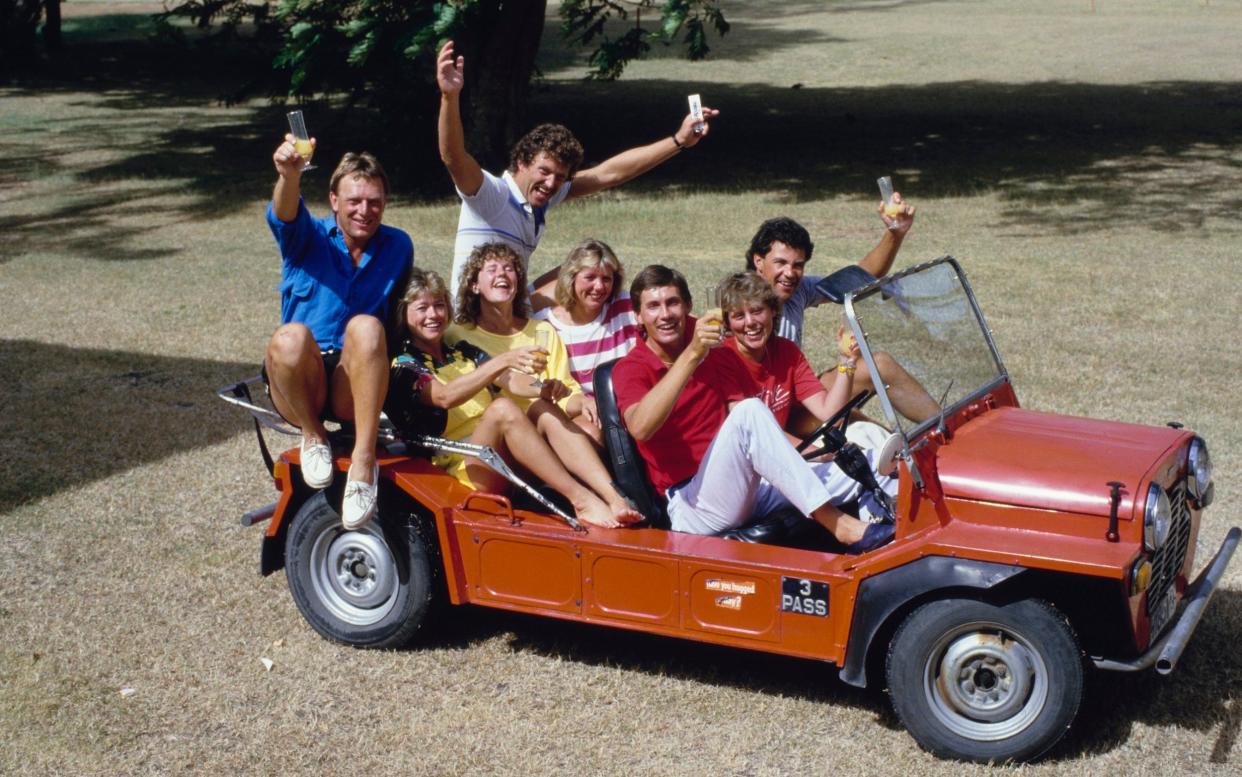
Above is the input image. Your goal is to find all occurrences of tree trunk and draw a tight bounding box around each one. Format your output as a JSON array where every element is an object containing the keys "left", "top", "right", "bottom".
[
  {"left": 456, "top": 0, "right": 548, "bottom": 171},
  {"left": 0, "top": 0, "right": 45, "bottom": 70},
  {"left": 42, "top": 0, "right": 60, "bottom": 51}
]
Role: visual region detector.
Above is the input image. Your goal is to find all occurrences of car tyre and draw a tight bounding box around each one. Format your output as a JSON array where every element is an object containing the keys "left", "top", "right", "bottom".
[
  {"left": 285, "top": 490, "right": 438, "bottom": 648},
  {"left": 886, "top": 598, "right": 1083, "bottom": 763}
]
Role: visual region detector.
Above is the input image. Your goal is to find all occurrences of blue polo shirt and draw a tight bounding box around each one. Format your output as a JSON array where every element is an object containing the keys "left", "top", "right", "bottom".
[{"left": 267, "top": 198, "right": 414, "bottom": 350}]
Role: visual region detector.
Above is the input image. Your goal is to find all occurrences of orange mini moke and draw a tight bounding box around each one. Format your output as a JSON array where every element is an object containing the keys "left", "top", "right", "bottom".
[{"left": 221, "top": 256, "right": 1237, "bottom": 763}]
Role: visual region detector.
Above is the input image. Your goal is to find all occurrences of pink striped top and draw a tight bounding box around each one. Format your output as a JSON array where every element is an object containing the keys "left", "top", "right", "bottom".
[{"left": 535, "top": 293, "right": 640, "bottom": 398}]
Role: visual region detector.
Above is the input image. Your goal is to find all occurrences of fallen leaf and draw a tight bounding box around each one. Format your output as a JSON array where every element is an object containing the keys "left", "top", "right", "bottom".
[{"left": 260, "top": 657, "right": 274, "bottom": 672}]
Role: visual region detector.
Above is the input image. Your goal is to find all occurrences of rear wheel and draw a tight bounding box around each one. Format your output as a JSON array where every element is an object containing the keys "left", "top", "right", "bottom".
[
  {"left": 886, "top": 598, "right": 1083, "bottom": 763},
  {"left": 285, "top": 491, "right": 439, "bottom": 648}
]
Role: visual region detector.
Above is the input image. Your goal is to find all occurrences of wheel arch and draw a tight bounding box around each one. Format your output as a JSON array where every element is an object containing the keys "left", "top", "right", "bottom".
[
  {"left": 259, "top": 468, "right": 444, "bottom": 577},
  {"left": 843, "top": 558, "right": 1128, "bottom": 689},
  {"left": 840, "top": 556, "right": 1027, "bottom": 688}
]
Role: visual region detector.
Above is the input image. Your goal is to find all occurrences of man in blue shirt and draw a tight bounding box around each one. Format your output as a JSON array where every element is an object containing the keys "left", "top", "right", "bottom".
[{"left": 264, "top": 136, "right": 414, "bottom": 530}]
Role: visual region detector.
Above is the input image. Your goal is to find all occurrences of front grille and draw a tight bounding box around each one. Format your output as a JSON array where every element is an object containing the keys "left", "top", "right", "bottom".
[{"left": 1147, "top": 480, "right": 1191, "bottom": 616}]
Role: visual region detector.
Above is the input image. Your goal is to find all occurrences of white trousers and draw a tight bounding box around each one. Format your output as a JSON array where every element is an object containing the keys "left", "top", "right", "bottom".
[{"left": 666, "top": 398, "right": 891, "bottom": 535}]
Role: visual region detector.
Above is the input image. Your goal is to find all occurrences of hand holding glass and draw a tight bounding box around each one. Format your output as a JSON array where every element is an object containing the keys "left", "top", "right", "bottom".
[
  {"left": 531, "top": 329, "right": 551, "bottom": 389},
  {"left": 287, "top": 110, "right": 316, "bottom": 171},
  {"left": 703, "top": 283, "right": 723, "bottom": 337},
  {"left": 877, "top": 175, "right": 901, "bottom": 230}
]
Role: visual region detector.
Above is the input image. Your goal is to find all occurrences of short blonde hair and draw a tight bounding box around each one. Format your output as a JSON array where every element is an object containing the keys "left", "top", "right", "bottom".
[
  {"left": 329, "top": 151, "right": 389, "bottom": 196},
  {"left": 397, "top": 268, "right": 451, "bottom": 321},
  {"left": 454, "top": 243, "right": 529, "bottom": 326},
  {"left": 554, "top": 238, "right": 623, "bottom": 311}
]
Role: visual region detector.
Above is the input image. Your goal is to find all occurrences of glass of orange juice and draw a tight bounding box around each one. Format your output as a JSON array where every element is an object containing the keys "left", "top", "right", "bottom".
[
  {"left": 877, "top": 175, "right": 902, "bottom": 230},
  {"left": 703, "top": 282, "right": 723, "bottom": 336},
  {"left": 287, "top": 110, "right": 316, "bottom": 171}
]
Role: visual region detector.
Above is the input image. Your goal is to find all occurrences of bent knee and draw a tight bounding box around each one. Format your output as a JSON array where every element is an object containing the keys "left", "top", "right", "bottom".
[
  {"left": 485, "top": 396, "right": 524, "bottom": 423},
  {"left": 268, "top": 324, "right": 318, "bottom": 365},
  {"left": 343, "top": 315, "right": 386, "bottom": 347}
]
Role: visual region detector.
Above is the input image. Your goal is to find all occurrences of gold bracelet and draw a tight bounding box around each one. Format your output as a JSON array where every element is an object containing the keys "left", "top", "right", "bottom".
[{"left": 837, "top": 363, "right": 856, "bottom": 375}]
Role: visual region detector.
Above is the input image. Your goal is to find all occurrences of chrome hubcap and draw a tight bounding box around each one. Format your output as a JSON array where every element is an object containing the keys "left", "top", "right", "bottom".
[{"left": 309, "top": 524, "right": 398, "bottom": 626}]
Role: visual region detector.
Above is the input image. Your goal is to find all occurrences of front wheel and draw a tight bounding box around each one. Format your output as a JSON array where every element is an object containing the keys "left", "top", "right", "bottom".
[
  {"left": 886, "top": 598, "right": 1083, "bottom": 763},
  {"left": 285, "top": 491, "right": 439, "bottom": 648}
]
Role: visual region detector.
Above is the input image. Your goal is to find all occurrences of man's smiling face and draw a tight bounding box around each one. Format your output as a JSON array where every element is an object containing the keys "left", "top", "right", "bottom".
[
  {"left": 751, "top": 241, "right": 809, "bottom": 303},
  {"left": 513, "top": 151, "right": 570, "bottom": 208}
]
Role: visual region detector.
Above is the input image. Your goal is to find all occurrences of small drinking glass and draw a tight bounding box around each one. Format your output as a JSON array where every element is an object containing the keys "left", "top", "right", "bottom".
[
  {"left": 877, "top": 175, "right": 901, "bottom": 230},
  {"left": 703, "top": 282, "right": 723, "bottom": 335},
  {"left": 287, "top": 110, "right": 316, "bottom": 171},
  {"left": 531, "top": 328, "right": 551, "bottom": 388}
]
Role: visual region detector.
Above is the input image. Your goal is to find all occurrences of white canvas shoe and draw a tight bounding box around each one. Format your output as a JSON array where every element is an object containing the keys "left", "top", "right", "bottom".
[
  {"left": 300, "top": 437, "right": 334, "bottom": 490},
  {"left": 341, "top": 464, "right": 379, "bottom": 530}
]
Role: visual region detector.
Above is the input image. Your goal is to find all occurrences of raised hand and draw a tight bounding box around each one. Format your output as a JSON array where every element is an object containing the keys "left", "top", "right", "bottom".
[
  {"left": 879, "top": 191, "right": 916, "bottom": 235},
  {"left": 273, "top": 133, "right": 311, "bottom": 179},
  {"left": 437, "top": 40, "right": 465, "bottom": 96},
  {"left": 673, "top": 105, "right": 720, "bottom": 149}
]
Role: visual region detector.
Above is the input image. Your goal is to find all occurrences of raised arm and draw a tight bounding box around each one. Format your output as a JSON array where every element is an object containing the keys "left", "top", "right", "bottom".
[
  {"left": 271, "top": 132, "right": 312, "bottom": 222},
  {"left": 857, "top": 192, "right": 916, "bottom": 278},
  {"left": 566, "top": 107, "right": 719, "bottom": 200},
  {"left": 801, "top": 324, "right": 860, "bottom": 421},
  {"left": 622, "top": 318, "right": 720, "bottom": 440},
  {"left": 436, "top": 40, "right": 485, "bottom": 197}
]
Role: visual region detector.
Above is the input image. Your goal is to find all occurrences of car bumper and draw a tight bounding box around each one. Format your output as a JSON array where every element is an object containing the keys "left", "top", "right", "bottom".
[{"left": 1093, "top": 526, "right": 1239, "bottom": 675}]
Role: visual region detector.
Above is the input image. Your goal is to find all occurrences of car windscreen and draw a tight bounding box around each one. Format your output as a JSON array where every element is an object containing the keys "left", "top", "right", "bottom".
[{"left": 849, "top": 259, "right": 1006, "bottom": 436}]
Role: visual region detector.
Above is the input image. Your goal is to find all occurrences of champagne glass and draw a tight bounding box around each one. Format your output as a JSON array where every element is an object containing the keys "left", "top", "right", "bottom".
[
  {"left": 877, "top": 175, "right": 901, "bottom": 230},
  {"left": 703, "top": 281, "right": 723, "bottom": 336},
  {"left": 531, "top": 328, "right": 551, "bottom": 389},
  {"left": 287, "top": 110, "right": 316, "bottom": 171}
]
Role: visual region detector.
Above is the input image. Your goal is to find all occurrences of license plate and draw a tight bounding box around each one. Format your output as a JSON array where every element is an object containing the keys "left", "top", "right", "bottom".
[{"left": 1150, "top": 585, "right": 1178, "bottom": 638}]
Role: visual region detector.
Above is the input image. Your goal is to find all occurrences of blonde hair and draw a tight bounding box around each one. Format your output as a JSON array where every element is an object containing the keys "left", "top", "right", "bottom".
[
  {"left": 454, "top": 242, "right": 529, "bottom": 326},
  {"left": 719, "top": 272, "right": 781, "bottom": 318},
  {"left": 329, "top": 151, "right": 389, "bottom": 196},
  {"left": 553, "top": 238, "right": 624, "bottom": 311}
]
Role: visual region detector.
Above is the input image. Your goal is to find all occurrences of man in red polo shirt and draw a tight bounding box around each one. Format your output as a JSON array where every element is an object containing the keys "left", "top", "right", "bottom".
[{"left": 610, "top": 265, "right": 893, "bottom": 553}]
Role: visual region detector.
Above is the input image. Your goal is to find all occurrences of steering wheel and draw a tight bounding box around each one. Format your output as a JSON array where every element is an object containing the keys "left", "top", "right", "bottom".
[{"left": 795, "top": 389, "right": 873, "bottom": 461}]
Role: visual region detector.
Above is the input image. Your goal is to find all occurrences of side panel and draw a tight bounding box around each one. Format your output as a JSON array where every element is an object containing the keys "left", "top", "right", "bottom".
[{"left": 585, "top": 548, "right": 679, "bottom": 627}]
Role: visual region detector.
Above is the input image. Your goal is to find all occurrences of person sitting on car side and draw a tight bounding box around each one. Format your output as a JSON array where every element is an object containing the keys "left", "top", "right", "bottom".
[
  {"left": 386, "top": 269, "right": 641, "bottom": 529},
  {"left": 263, "top": 140, "right": 413, "bottom": 531},
  {"left": 611, "top": 264, "right": 894, "bottom": 553},
  {"left": 532, "top": 238, "right": 640, "bottom": 443},
  {"left": 745, "top": 215, "right": 940, "bottom": 427}
]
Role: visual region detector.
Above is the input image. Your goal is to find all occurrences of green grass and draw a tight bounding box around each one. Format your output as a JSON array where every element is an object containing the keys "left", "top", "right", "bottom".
[{"left": 2, "top": 1, "right": 1241, "bottom": 774}]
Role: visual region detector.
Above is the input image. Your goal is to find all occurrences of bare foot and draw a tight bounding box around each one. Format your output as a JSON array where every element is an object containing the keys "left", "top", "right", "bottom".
[
  {"left": 573, "top": 494, "right": 622, "bottom": 528},
  {"left": 606, "top": 494, "right": 643, "bottom": 526}
]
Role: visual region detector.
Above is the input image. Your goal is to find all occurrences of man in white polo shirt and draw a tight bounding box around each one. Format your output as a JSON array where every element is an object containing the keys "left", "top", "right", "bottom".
[{"left": 436, "top": 40, "right": 718, "bottom": 298}]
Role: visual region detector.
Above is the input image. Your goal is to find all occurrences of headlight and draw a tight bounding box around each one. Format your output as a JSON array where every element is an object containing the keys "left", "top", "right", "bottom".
[
  {"left": 1188, "top": 437, "right": 1212, "bottom": 500},
  {"left": 1144, "top": 483, "right": 1171, "bottom": 552}
]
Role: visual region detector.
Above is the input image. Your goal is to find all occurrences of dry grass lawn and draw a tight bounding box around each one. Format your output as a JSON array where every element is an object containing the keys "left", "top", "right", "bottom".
[{"left": 2, "top": 1, "right": 1241, "bottom": 774}]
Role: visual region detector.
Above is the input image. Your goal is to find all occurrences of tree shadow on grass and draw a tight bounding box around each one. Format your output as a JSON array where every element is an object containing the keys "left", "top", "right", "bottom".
[
  {"left": 3, "top": 12, "right": 1241, "bottom": 265},
  {"left": 421, "top": 574, "right": 1242, "bottom": 762},
  {"left": 0, "top": 339, "right": 257, "bottom": 511}
]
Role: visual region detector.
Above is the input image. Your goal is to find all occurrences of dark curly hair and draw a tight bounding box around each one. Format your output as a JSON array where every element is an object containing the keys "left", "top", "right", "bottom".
[
  {"left": 454, "top": 243, "right": 530, "bottom": 326},
  {"left": 744, "top": 217, "right": 814, "bottom": 270},
  {"left": 509, "top": 124, "right": 585, "bottom": 177}
]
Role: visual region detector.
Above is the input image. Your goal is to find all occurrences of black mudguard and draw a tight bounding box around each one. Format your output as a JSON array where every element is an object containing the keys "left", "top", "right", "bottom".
[{"left": 839, "top": 557, "right": 1027, "bottom": 688}]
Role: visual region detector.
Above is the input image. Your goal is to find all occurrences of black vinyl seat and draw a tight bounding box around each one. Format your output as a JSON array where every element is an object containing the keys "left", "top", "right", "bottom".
[{"left": 593, "top": 359, "right": 669, "bottom": 528}]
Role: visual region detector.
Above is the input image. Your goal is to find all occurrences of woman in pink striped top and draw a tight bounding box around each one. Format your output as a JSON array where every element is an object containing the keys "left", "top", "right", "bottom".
[{"left": 535, "top": 238, "right": 640, "bottom": 443}]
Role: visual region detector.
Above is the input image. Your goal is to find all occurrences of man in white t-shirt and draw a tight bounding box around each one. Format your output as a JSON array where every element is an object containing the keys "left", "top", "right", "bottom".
[
  {"left": 437, "top": 40, "right": 718, "bottom": 299},
  {"left": 745, "top": 212, "right": 941, "bottom": 426}
]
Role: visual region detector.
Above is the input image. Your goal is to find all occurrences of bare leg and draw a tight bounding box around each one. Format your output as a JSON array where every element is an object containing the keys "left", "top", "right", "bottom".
[
  {"left": 265, "top": 323, "right": 329, "bottom": 447},
  {"left": 330, "top": 315, "right": 387, "bottom": 484},
  {"left": 528, "top": 399, "right": 640, "bottom": 524},
  {"left": 818, "top": 349, "right": 939, "bottom": 425},
  {"left": 468, "top": 398, "right": 625, "bottom": 528},
  {"left": 572, "top": 413, "right": 604, "bottom": 446}
]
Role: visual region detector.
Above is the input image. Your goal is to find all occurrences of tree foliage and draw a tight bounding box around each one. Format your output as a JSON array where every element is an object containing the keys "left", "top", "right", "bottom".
[{"left": 158, "top": 0, "right": 727, "bottom": 163}]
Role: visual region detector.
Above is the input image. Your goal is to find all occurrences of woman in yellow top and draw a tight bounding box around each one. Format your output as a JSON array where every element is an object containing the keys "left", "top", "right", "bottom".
[{"left": 388, "top": 268, "right": 640, "bottom": 528}]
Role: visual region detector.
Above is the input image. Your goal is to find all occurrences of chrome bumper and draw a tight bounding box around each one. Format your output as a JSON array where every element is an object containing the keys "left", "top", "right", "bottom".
[{"left": 1093, "top": 526, "right": 1239, "bottom": 675}]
